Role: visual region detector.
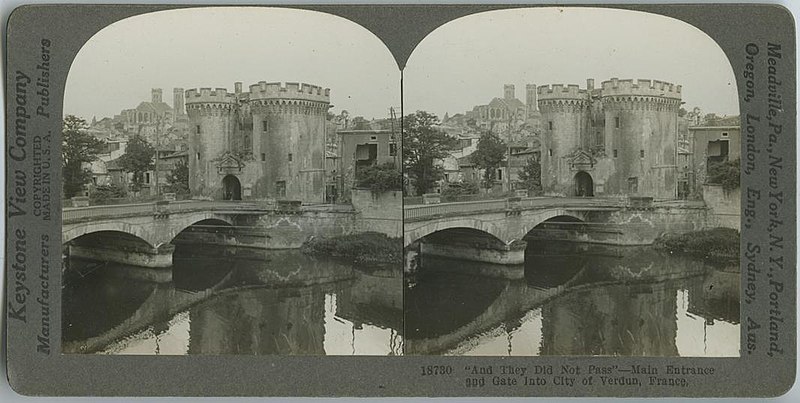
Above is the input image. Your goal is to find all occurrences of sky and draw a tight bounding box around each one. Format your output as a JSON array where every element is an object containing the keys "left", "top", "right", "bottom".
[
  {"left": 64, "top": 7, "right": 400, "bottom": 121},
  {"left": 404, "top": 7, "right": 740, "bottom": 119}
]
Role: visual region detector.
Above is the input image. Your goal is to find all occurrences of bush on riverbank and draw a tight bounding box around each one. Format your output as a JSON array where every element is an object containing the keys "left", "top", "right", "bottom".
[
  {"left": 301, "top": 232, "right": 402, "bottom": 265},
  {"left": 653, "top": 228, "right": 739, "bottom": 261}
]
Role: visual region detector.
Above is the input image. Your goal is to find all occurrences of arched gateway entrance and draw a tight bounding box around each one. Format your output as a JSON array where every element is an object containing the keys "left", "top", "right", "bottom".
[
  {"left": 222, "top": 175, "right": 242, "bottom": 200},
  {"left": 574, "top": 171, "right": 594, "bottom": 197}
]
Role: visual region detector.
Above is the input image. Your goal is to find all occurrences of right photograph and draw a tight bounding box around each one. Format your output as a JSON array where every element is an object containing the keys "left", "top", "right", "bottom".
[{"left": 403, "top": 7, "right": 741, "bottom": 357}]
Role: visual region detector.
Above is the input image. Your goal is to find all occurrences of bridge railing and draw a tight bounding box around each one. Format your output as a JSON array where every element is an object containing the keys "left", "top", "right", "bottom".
[
  {"left": 62, "top": 200, "right": 254, "bottom": 222},
  {"left": 404, "top": 199, "right": 509, "bottom": 220},
  {"left": 404, "top": 197, "right": 633, "bottom": 220}
]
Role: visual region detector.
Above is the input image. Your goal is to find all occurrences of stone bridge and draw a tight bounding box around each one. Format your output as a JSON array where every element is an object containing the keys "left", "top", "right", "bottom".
[
  {"left": 404, "top": 197, "right": 712, "bottom": 265},
  {"left": 63, "top": 201, "right": 358, "bottom": 268}
]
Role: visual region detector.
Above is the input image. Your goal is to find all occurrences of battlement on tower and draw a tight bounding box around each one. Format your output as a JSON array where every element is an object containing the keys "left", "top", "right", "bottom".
[
  {"left": 600, "top": 78, "right": 682, "bottom": 99},
  {"left": 537, "top": 84, "right": 588, "bottom": 100},
  {"left": 185, "top": 88, "right": 236, "bottom": 104},
  {"left": 248, "top": 81, "right": 330, "bottom": 103}
]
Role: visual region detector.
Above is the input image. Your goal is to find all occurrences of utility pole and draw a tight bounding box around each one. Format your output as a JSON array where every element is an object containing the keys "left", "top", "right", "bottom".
[
  {"left": 506, "top": 112, "right": 512, "bottom": 192},
  {"left": 154, "top": 115, "right": 161, "bottom": 197}
]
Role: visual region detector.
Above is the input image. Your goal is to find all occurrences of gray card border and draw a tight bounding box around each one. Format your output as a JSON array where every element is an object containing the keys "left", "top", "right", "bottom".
[{"left": 4, "top": 2, "right": 797, "bottom": 397}]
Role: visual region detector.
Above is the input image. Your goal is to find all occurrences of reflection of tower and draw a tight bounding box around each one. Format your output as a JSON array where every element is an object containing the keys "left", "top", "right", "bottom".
[
  {"left": 538, "top": 282, "right": 679, "bottom": 356},
  {"left": 187, "top": 287, "right": 326, "bottom": 355}
]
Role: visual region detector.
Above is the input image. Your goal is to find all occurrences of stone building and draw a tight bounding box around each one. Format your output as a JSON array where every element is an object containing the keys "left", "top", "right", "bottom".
[
  {"left": 185, "top": 82, "right": 330, "bottom": 202},
  {"left": 687, "top": 125, "right": 741, "bottom": 194},
  {"left": 337, "top": 129, "right": 400, "bottom": 202},
  {"left": 466, "top": 84, "right": 541, "bottom": 136},
  {"left": 537, "top": 78, "right": 682, "bottom": 199}
]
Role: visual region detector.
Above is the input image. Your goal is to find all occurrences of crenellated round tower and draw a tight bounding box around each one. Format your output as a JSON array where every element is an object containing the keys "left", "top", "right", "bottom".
[
  {"left": 247, "top": 82, "right": 330, "bottom": 202},
  {"left": 600, "top": 78, "right": 681, "bottom": 198},
  {"left": 185, "top": 88, "right": 237, "bottom": 197},
  {"left": 537, "top": 84, "right": 591, "bottom": 195}
]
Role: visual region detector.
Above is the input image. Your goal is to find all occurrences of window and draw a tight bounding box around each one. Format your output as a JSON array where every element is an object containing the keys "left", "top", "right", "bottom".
[
  {"left": 389, "top": 143, "right": 397, "bottom": 156},
  {"left": 261, "top": 153, "right": 266, "bottom": 162},
  {"left": 615, "top": 117, "right": 620, "bottom": 128},
  {"left": 548, "top": 121, "right": 553, "bottom": 130},
  {"left": 262, "top": 120, "right": 269, "bottom": 132},
  {"left": 722, "top": 132, "right": 729, "bottom": 137},
  {"left": 276, "top": 181, "right": 286, "bottom": 197},
  {"left": 548, "top": 149, "right": 553, "bottom": 157},
  {"left": 196, "top": 152, "right": 200, "bottom": 160},
  {"left": 195, "top": 125, "right": 201, "bottom": 134},
  {"left": 497, "top": 169, "right": 503, "bottom": 181},
  {"left": 613, "top": 149, "right": 618, "bottom": 158},
  {"left": 628, "top": 177, "right": 638, "bottom": 193},
  {"left": 288, "top": 153, "right": 293, "bottom": 162},
  {"left": 640, "top": 149, "right": 645, "bottom": 158},
  {"left": 370, "top": 135, "right": 378, "bottom": 141},
  {"left": 145, "top": 172, "right": 151, "bottom": 184}
]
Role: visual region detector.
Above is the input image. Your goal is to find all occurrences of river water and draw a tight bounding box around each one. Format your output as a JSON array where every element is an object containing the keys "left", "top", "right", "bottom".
[
  {"left": 405, "top": 242, "right": 740, "bottom": 357},
  {"left": 62, "top": 246, "right": 403, "bottom": 355}
]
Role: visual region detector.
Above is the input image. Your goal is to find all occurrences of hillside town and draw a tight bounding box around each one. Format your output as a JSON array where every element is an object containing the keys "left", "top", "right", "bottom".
[
  {"left": 404, "top": 80, "right": 740, "bottom": 219},
  {"left": 64, "top": 85, "right": 401, "bottom": 207}
]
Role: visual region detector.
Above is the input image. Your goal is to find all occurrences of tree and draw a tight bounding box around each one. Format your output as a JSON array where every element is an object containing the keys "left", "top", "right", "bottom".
[
  {"left": 441, "top": 180, "right": 479, "bottom": 201},
  {"left": 89, "top": 183, "right": 127, "bottom": 205},
  {"left": 351, "top": 116, "right": 371, "bottom": 130},
  {"left": 62, "top": 115, "right": 104, "bottom": 198},
  {"left": 707, "top": 158, "right": 740, "bottom": 191},
  {"left": 165, "top": 158, "right": 190, "bottom": 196},
  {"left": 471, "top": 131, "right": 507, "bottom": 190},
  {"left": 119, "top": 135, "right": 155, "bottom": 192},
  {"left": 356, "top": 163, "right": 402, "bottom": 192},
  {"left": 403, "top": 111, "right": 457, "bottom": 195},
  {"left": 517, "top": 156, "right": 543, "bottom": 195}
]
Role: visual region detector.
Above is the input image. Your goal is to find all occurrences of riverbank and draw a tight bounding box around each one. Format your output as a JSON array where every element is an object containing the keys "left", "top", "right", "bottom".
[
  {"left": 653, "top": 228, "right": 740, "bottom": 262},
  {"left": 301, "top": 232, "right": 403, "bottom": 265}
]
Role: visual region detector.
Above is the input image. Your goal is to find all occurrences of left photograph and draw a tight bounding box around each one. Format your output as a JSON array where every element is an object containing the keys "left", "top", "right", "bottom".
[{"left": 61, "top": 7, "right": 403, "bottom": 355}]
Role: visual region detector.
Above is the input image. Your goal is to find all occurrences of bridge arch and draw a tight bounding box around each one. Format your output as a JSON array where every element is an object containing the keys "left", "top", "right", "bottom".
[
  {"left": 63, "top": 212, "right": 236, "bottom": 248},
  {"left": 404, "top": 208, "right": 590, "bottom": 248},
  {"left": 404, "top": 217, "right": 506, "bottom": 248}
]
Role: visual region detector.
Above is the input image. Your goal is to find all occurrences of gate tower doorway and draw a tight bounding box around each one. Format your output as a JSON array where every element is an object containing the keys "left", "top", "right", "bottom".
[
  {"left": 222, "top": 175, "right": 242, "bottom": 200},
  {"left": 574, "top": 171, "right": 594, "bottom": 197}
]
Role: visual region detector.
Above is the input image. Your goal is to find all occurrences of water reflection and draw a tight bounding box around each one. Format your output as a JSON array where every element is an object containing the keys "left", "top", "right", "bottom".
[
  {"left": 62, "top": 246, "right": 403, "bottom": 355},
  {"left": 405, "top": 242, "right": 739, "bottom": 357}
]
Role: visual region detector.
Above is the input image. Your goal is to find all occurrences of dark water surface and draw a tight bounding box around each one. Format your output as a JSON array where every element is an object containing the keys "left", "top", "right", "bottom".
[
  {"left": 63, "top": 246, "right": 402, "bottom": 355},
  {"left": 405, "top": 242, "right": 740, "bottom": 357}
]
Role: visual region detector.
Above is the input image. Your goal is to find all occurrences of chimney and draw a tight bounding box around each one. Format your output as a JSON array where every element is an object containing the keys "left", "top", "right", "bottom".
[
  {"left": 586, "top": 78, "right": 595, "bottom": 91},
  {"left": 234, "top": 82, "right": 242, "bottom": 95}
]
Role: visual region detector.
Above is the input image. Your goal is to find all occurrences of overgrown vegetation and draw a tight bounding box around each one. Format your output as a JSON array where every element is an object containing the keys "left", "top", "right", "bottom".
[
  {"left": 89, "top": 184, "right": 127, "bottom": 204},
  {"left": 653, "top": 228, "right": 739, "bottom": 261},
  {"left": 471, "top": 131, "right": 507, "bottom": 190},
  {"left": 517, "top": 156, "right": 543, "bottom": 195},
  {"left": 165, "top": 159, "right": 190, "bottom": 196},
  {"left": 119, "top": 135, "right": 155, "bottom": 192},
  {"left": 301, "top": 232, "right": 402, "bottom": 265},
  {"left": 441, "top": 180, "right": 480, "bottom": 201},
  {"left": 356, "top": 163, "right": 402, "bottom": 192},
  {"left": 403, "top": 111, "right": 458, "bottom": 195},
  {"left": 707, "top": 158, "right": 740, "bottom": 191},
  {"left": 62, "top": 115, "right": 104, "bottom": 198}
]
